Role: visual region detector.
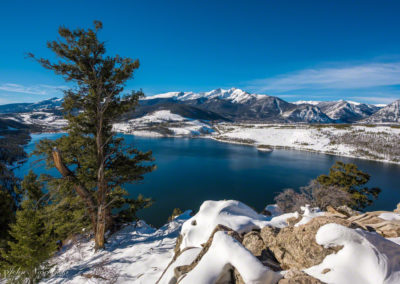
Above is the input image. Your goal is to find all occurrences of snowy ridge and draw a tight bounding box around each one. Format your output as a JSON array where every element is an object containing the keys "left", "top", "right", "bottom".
[
  {"left": 316, "top": 100, "right": 381, "bottom": 122},
  {"left": 2, "top": 88, "right": 397, "bottom": 124},
  {"left": 282, "top": 105, "right": 332, "bottom": 123},
  {"left": 292, "top": 100, "right": 321, "bottom": 105},
  {"left": 143, "top": 88, "right": 267, "bottom": 104},
  {"left": 363, "top": 100, "right": 400, "bottom": 123}
]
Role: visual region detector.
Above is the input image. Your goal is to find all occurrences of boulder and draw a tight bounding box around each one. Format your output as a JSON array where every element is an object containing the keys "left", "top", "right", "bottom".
[
  {"left": 260, "top": 216, "right": 358, "bottom": 269},
  {"left": 242, "top": 230, "right": 282, "bottom": 271},
  {"left": 242, "top": 231, "right": 265, "bottom": 257},
  {"left": 279, "top": 269, "right": 325, "bottom": 284}
]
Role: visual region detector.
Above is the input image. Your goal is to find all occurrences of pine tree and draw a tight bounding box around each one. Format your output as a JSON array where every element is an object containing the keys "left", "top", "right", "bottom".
[
  {"left": 30, "top": 21, "right": 155, "bottom": 250},
  {"left": 2, "top": 201, "right": 54, "bottom": 284},
  {"left": 2, "top": 172, "right": 55, "bottom": 284},
  {"left": 316, "top": 161, "right": 381, "bottom": 210},
  {"left": 44, "top": 177, "right": 90, "bottom": 241}
]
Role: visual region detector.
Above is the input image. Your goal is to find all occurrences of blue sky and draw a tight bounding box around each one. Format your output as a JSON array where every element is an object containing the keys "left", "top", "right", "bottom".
[{"left": 1, "top": 0, "right": 400, "bottom": 104}]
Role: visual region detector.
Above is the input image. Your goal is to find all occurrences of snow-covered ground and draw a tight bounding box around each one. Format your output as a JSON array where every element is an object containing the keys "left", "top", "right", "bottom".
[
  {"left": 42, "top": 212, "right": 193, "bottom": 284},
  {"left": 40, "top": 200, "right": 400, "bottom": 284},
  {"left": 213, "top": 123, "right": 400, "bottom": 164},
  {"left": 4, "top": 112, "right": 67, "bottom": 129}
]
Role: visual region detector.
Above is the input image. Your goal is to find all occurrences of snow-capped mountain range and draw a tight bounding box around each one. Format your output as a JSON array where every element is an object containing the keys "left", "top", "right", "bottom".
[{"left": 0, "top": 88, "right": 399, "bottom": 128}]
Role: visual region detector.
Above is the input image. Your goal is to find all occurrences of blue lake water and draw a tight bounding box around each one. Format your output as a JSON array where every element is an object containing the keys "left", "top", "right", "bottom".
[{"left": 15, "top": 133, "right": 400, "bottom": 227}]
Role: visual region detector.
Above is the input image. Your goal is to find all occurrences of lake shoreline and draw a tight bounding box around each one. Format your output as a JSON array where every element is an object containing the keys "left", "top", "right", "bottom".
[
  {"left": 29, "top": 129, "right": 400, "bottom": 165},
  {"left": 19, "top": 132, "right": 400, "bottom": 227}
]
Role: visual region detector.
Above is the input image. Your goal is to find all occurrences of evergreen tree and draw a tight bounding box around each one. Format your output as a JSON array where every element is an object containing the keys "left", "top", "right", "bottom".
[
  {"left": 2, "top": 172, "right": 54, "bottom": 284},
  {"left": 30, "top": 21, "right": 155, "bottom": 249},
  {"left": 2, "top": 201, "right": 54, "bottom": 284},
  {"left": 316, "top": 161, "right": 381, "bottom": 210},
  {"left": 18, "top": 171, "right": 45, "bottom": 206},
  {"left": 43, "top": 178, "right": 90, "bottom": 241}
]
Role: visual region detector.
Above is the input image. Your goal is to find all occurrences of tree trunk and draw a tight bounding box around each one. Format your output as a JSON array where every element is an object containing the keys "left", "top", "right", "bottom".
[
  {"left": 95, "top": 112, "right": 107, "bottom": 250},
  {"left": 52, "top": 150, "right": 98, "bottom": 238},
  {"left": 95, "top": 204, "right": 106, "bottom": 250}
]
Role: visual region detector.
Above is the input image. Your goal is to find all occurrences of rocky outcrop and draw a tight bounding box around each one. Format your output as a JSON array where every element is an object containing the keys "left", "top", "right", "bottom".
[
  {"left": 157, "top": 224, "right": 241, "bottom": 284},
  {"left": 348, "top": 211, "right": 400, "bottom": 238},
  {"left": 260, "top": 216, "right": 358, "bottom": 269},
  {"left": 158, "top": 202, "right": 400, "bottom": 284}
]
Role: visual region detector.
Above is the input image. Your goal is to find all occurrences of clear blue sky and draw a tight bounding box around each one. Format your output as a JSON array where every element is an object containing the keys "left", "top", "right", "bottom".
[{"left": 1, "top": 0, "right": 400, "bottom": 104}]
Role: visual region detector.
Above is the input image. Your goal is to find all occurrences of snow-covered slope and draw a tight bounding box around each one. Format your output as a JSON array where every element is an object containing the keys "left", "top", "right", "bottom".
[
  {"left": 316, "top": 100, "right": 380, "bottom": 123},
  {"left": 42, "top": 212, "right": 193, "bottom": 284},
  {"left": 362, "top": 99, "right": 400, "bottom": 123},
  {"left": 282, "top": 105, "right": 332, "bottom": 123},
  {"left": 113, "top": 110, "right": 214, "bottom": 137},
  {"left": 0, "top": 97, "right": 63, "bottom": 114},
  {"left": 214, "top": 124, "right": 400, "bottom": 163}
]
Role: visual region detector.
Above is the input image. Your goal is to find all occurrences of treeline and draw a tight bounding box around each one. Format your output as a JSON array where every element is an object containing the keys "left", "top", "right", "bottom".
[
  {"left": 327, "top": 129, "right": 400, "bottom": 162},
  {"left": 0, "top": 118, "right": 33, "bottom": 164}
]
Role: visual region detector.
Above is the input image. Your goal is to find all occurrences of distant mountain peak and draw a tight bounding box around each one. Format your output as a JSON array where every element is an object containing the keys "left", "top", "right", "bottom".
[
  {"left": 1, "top": 90, "right": 397, "bottom": 125},
  {"left": 292, "top": 100, "right": 321, "bottom": 106},
  {"left": 143, "top": 88, "right": 268, "bottom": 104},
  {"left": 363, "top": 99, "right": 400, "bottom": 123}
]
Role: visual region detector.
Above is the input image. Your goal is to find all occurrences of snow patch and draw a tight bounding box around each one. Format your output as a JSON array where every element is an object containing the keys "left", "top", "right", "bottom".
[
  {"left": 295, "top": 205, "right": 324, "bottom": 226},
  {"left": 179, "top": 231, "right": 282, "bottom": 284},
  {"left": 305, "top": 223, "right": 400, "bottom": 284},
  {"left": 131, "top": 110, "right": 186, "bottom": 123},
  {"left": 180, "top": 200, "right": 271, "bottom": 250},
  {"left": 292, "top": 100, "right": 321, "bottom": 105},
  {"left": 379, "top": 212, "right": 400, "bottom": 221}
]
